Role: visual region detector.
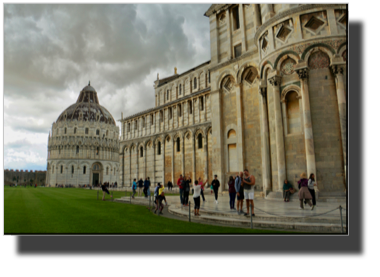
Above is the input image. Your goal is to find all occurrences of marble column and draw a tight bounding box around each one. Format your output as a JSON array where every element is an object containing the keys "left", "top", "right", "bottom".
[
  {"left": 129, "top": 147, "right": 132, "bottom": 186},
  {"left": 182, "top": 135, "right": 185, "bottom": 177},
  {"left": 121, "top": 151, "right": 124, "bottom": 186},
  {"left": 136, "top": 147, "right": 139, "bottom": 180},
  {"left": 331, "top": 64, "right": 347, "bottom": 181},
  {"left": 226, "top": 8, "right": 232, "bottom": 59},
  {"left": 204, "top": 131, "right": 208, "bottom": 181},
  {"left": 192, "top": 134, "right": 196, "bottom": 182},
  {"left": 204, "top": 95, "right": 207, "bottom": 121},
  {"left": 268, "top": 72, "right": 286, "bottom": 191},
  {"left": 235, "top": 83, "right": 245, "bottom": 170},
  {"left": 171, "top": 137, "right": 174, "bottom": 185},
  {"left": 238, "top": 4, "right": 246, "bottom": 51},
  {"left": 153, "top": 143, "right": 156, "bottom": 186},
  {"left": 198, "top": 97, "right": 201, "bottom": 123},
  {"left": 259, "top": 85, "right": 271, "bottom": 195},
  {"left": 162, "top": 137, "right": 165, "bottom": 185},
  {"left": 144, "top": 144, "right": 147, "bottom": 179},
  {"left": 297, "top": 68, "right": 317, "bottom": 185}
]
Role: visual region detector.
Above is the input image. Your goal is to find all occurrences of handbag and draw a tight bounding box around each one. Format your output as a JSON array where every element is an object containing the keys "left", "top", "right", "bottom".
[{"left": 289, "top": 188, "right": 295, "bottom": 194}]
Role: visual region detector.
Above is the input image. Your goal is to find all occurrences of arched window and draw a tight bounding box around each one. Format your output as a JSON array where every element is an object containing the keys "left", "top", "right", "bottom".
[
  {"left": 96, "top": 147, "right": 99, "bottom": 155},
  {"left": 59, "top": 148, "right": 61, "bottom": 155},
  {"left": 286, "top": 91, "right": 301, "bottom": 134},
  {"left": 140, "top": 146, "right": 144, "bottom": 157},
  {"left": 169, "top": 107, "right": 172, "bottom": 119},
  {"left": 74, "top": 127, "right": 77, "bottom": 134},
  {"left": 96, "top": 129, "right": 100, "bottom": 135},
  {"left": 189, "top": 100, "right": 193, "bottom": 114},
  {"left": 194, "top": 77, "right": 197, "bottom": 89},
  {"left": 72, "top": 165, "right": 74, "bottom": 174},
  {"left": 106, "top": 130, "right": 108, "bottom": 136},
  {"left": 228, "top": 129, "right": 236, "bottom": 138},
  {"left": 76, "top": 146, "right": 79, "bottom": 154},
  {"left": 142, "top": 117, "right": 145, "bottom": 128},
  {"left": 198, "top": 133, "right": 203, "bottom": 149},
  {"left": 57, "top": 129, "right": 59, "bottom": 135},
  {"left": 158, "top": 141, "right": 161, "bottom": 155},
  {"left": 128, "top": 123, "right": 130, "bottom": 132},
  {"left": 178, "top": 104, "right": 182, "bottom": 117},
  {"left": 151, "top": 114, "right": 154, "bottom": 125},
  {"left": 167, "top": 90, "right": 169, "bottom": 100},
  {"left": 64, "top": 127, "right": 67, "bottom": 134},
  {"left": 114, "top": 167, "right": 116, "bottom": 175},
  {"left": 179, "top": 84, "right": 182, "bottom": 95},
  {"left": 200, "top": 97, "right": 204, "bottom": 111},
  {"left": 60, "top": 166, "right": 63, "bottom": 174},
  {"left": 52, "top": 167, "right": 54, "bottom": 174},
  {"left": 83, "top": 166, "right": 86, "bottom": 174},
  {"left": 176, "top": 137, "right": 180, "bottom": 152},
  {"left": 106, "top": 167, "right": 109, "bottom": 175},
  {"left": 135, "top": 120, "right": 137, "bottom": 129},
  {"left": 85, "top": 128, "right": 89, "bottom": 134}
]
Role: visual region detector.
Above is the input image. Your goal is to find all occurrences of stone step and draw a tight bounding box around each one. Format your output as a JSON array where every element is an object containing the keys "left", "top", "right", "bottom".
[
  {"left": 169, "top": 205, "right": 346, "bottom": 224},
  {"left": 169, "top": 207, "right": 346, "bottom": 233}
]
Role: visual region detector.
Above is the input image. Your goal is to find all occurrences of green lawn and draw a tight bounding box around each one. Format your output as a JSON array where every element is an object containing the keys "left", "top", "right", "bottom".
[{"left": 4, "top": 186, "right": 292, "bottom": 234}]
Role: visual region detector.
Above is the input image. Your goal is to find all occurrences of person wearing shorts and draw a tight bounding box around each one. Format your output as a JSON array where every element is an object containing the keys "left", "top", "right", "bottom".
[
  {"left": 242, "top": 169, "right": 255, "bottom": 216},
  {"left": 193, "top": 180, "right": 202, "bottom": 216},
  {"left": 235, "top": 172, "right": 244, "bottom": 215}
]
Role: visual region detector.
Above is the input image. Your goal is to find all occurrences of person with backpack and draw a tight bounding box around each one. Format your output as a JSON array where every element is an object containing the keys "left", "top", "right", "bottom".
[{"left": 154, "top": 183, "right": 167, "bottom": 214}]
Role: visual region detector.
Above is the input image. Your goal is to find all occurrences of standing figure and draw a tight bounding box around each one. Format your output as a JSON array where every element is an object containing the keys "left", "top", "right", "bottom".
[
  {"left": 242, "top": 169, "right": 255, "bottom": 216},
  {"left": 228, "top": 176, "right": 236, "bottom": 210},
  {"left": 298, "top": 172, "right": 313, "bottom": 209},
  {"left": 308, "top": 173, "right": 317, "bottom": 209},
  {"left": 211, "top": 175, "right": 220, "bottom": 204}
]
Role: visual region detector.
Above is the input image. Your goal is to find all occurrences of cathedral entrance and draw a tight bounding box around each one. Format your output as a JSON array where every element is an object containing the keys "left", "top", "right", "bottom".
[
  {"left": 92, "top": 173, "right": 99, "bottom": 185},
  {"left": 90, "top": 162, "right": 103, "bottom": 185}
]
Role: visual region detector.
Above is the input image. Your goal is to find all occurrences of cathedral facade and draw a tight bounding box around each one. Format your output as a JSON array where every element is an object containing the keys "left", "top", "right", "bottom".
[
  {"left": 46, "top": 83, "right": 120, "bottom": 186},
  {"left": 119, "top": 4, "right": 347, "bottom": 197}
]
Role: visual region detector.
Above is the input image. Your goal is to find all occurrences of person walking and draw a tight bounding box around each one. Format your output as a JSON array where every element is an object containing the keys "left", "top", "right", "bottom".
[
  {"left": 308, "top": 173, "right": 317, "bottom": 209},
  {"left": 198, "top": 177, "right": 208, "bottom": 202},
  {"left": 138, "top": 178, "right": 144, "bottom": 196},
  {"left": 143, "top": 178, "right": 149, "bottom": 198},
  {"left": 193, "top": 180, "right": 202, "bottom": 216},
  {"left": 235, "top": 172, "right": 244, "bottom": 215},
  {"left": 283, "top": 179, "right": 293, "bottom": 202},
  {"left": 101, "top": 182, "right": 112, "bottom": 201},
  {"left": 242, "top": 169, "right": 255, "bottom": 216},
  {"left": 228, "top": 176, "right": 236, "bottom": 210},
  {"left": 211, "top": 175, "right": 220, "bottom": 204},
  {"left": 177, "top": 175, "right": 184, "bottom": 206},
  {"left": 132, "top": 179, "right": 137, "bottom": 199},
  {"left": 298, "top": 172, "right": 313, "bottom": 210},
  {"left": 167, "top": 180, "right": 173, "bottom": 191},
  {"left": 155, "top": 183, "right": 167, "bottom": 214}
]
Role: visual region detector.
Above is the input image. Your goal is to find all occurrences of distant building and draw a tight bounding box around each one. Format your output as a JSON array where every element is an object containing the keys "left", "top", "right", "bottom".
[
  {"left": 4, "top": 169, "right": 46, "bottom": 186},
  {"left": 46, "top": 83, "right": 120, "bottom": 186}
]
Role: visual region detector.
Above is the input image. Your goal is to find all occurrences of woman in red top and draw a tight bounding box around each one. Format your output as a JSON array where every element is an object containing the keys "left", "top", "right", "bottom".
[{"left": 228, "top": 176, "right": 236, "bottom": 210}]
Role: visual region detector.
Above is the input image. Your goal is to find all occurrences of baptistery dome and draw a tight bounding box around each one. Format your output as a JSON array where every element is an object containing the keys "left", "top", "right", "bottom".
[
  {"left": 46, "top": 83, "right": 120, "bottom": 187},
  {"left": 56, "top": 83, "right": 116, "bottom": 125}
]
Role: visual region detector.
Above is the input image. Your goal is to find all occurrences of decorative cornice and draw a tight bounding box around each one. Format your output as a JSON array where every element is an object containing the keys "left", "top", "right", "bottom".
[
  {"left": 120, "top": 87, "right": 211, "bottom": 122},
  {"left": 253, "top": 4, "right": 347, "bottom": 46},
  {"left": 209, "top": 49, "right": 258, "bottom": 73}
]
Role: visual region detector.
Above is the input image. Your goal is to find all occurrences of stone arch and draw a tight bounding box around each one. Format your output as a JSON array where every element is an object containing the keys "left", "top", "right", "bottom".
[
  {"left": 172, "top": 132, "right": 182, "bottom": 141},
  {"left": 237, "top": 61, "right": 259, "bottom": 84},
  {"left": 338, "top": 42, "right": 347, "bottom": 56},
  {"left": 183, "top": 129, "right": 193, "bottom": 140},
  {"left": 307, "top": 49, "right": 331, "bottom": 70},
  {"left": 301, "top": 44, "right": 335, "bottom": 61},
  {"left": 273, "top": 50, "right": 300, "bottom": 69},
  {"left": 206, "top": 126, "right": 212, "bottom": 136},
  {"left": 164, "top": 134, "right": 172, "bottom": 142},
  {"left": 260, "top": 61, "right": 274, "bottom": 80},
  {"left": 145, "top": 139, "right": 153, "bottom": 148},
  {"left": 281, "top": 84, "right": 302, "bottom": 102},
  {"left": 240, "top": 66, "right": 259, "bottom": 85},
  {"left": 217, "top": 70, "right": 235, "bottom": 89},
  {"left": 224, "top": 124, "right": 238, "bottom": 141},
  {"left": 153, "top": 136, "right": 162, "bottom": 146},
  {"left": 194, "top": 128, "right": 205, "bottom": 138}
]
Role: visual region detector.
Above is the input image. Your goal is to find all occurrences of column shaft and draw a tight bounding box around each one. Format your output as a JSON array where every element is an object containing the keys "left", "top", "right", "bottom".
[
  {"left": 259, "top": 87, "right": 271, "bottom": 195},
  {"left": 235, "top": 84, "right": 245, "bottom": 170}
]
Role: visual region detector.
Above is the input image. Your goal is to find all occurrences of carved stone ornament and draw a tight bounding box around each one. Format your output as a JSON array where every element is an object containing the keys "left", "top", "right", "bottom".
[
  {"left": 330, "top": 65, "right": 344, "bottom": 76},
  {"left": 296, "top": 68, "right": 309, "bottom": 80},
  {"left": 268, "top": 76, "right": 281, "bottom": 87}
]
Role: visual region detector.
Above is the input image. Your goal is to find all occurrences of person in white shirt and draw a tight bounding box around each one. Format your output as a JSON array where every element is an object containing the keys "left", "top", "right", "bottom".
[
  {"left": 308, "top": 173, "right": 318, "bottom": 209},
  {"left": 193, "top": 180, "right": 202, "bottom": 216}
]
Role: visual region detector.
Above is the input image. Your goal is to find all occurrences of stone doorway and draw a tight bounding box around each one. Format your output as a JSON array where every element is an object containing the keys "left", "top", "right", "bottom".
[{"left": 92, "top": 173, "right": 99, "bottom": 185}]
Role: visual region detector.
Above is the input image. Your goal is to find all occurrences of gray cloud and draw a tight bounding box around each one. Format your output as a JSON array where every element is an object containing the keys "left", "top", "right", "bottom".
[{"left": 4, "top": 3, "right": 211, "bottom": 169}]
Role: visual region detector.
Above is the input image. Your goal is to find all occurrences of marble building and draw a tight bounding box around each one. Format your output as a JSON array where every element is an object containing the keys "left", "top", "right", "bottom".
[
  {"left": 46, "top": 83, "right": 120, "bottom": 186},
  {"left": 119, "top": 4, "right": 347, "bottom": 197}
]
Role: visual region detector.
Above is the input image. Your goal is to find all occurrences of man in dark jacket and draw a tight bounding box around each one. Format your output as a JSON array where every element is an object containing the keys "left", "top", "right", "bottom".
[
  {"left": 143, "top": 178, "right": 149, "bottom": 198},
  {"left": 177, "top": 175, "right": 184, "bottom": 206},
  {"left": 183, "top": 176, "right": 191, "bottom": 206},
  {"left": 138, "top": 178, "right": 144, "bottom": 196},
  {"left": 211, "top": 175, "right": 220, "bottom": 204}
]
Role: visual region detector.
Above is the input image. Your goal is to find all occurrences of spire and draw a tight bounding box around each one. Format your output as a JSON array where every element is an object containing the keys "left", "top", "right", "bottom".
[{"left": 88, "top": 81, "right": 90, "bottom": 86}]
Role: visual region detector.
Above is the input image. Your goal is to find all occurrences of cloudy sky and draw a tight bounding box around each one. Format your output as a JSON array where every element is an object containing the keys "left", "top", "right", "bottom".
[{"left": 3, "top": 3, "right": 211, "bottom": 171}]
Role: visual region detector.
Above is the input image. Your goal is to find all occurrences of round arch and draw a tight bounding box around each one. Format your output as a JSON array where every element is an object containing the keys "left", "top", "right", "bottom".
[{"left": 281, "top": 84, "right": 302, "bottom": 102}]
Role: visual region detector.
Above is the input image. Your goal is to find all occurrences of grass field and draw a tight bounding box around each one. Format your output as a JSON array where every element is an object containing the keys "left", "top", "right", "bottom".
[{"left": 4, "top": 186, "right": 293, "bottom": 234}]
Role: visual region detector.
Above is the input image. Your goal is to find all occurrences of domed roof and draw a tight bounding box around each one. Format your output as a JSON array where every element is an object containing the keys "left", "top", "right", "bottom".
[{"left": 56, "top": 82, "right": 116, "bottom": 125}]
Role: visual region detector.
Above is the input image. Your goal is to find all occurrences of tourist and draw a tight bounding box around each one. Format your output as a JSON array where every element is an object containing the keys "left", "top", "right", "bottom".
[
  {"left": 198, "top": 177, "right": 208, "bottom": 202},
  {"left": 147, "top": 177, "right": 151, "bottom": 196},
  {"left": 283, "top": 179, "right": 293, "bottom": 202},
  {"left": 177, "top": 174, "right": 184, "bottom": 206},
  {"left": 167, "top": 180, "right": 173, "bottom": 191},
  {"left": 211, "top": 175, "right": 220, "bottom": 204},
  {"left": 154, "top": 183, "right": 161, "bottom": 211},
  {"left": 228, "top": 176, "right": 236, "bottom": 210},
  {"left": 156, "top": 183, "right": 167, "bottom": 214},
  {"left": 132, "top": 178, "right": 137, "bottom": 199},
  {"left": 101, "top": 182, "right": 112, "bottom": 201},
  {"left": 193, "top": 180, "right": 202, "bottom": 216},
  {"left": 183, "top": 176, "right": 191, "bottom": 206},
  {"left": 143, "top": 178, "right": 149, "bottom": 198},
  {"left": 138, "top": 178, "right": 144, "bottom": 196},
  {"left": 308, "top": 173, "right": 317, "bottom": 209},
  {"left": 235, "top": 172, "right": 244, "bottom": 215},
  {"left": 242, "top": 169, "right": 255, "bottom": 216},
  {"left": 298, "top": 172, "right": 313, "bottom": 209}
]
